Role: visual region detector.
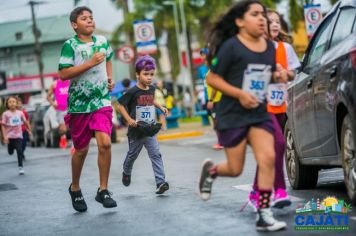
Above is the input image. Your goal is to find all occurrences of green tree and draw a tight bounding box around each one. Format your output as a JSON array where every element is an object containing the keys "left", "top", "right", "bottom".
[{"left": 111, "top": 0, "right": 338, "bottom": 80}]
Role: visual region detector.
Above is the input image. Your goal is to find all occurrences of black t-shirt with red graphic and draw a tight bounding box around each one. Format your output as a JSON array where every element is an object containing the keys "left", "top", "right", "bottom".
[{"left": 118, "top": 85, "right": 156, "bottom": 136}]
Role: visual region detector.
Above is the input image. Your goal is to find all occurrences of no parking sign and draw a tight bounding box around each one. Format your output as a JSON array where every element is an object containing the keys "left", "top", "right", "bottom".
[
  {"left": 133, "top": 19, "right": 157, "bottom": 55},
  {"left": 304, "top": 4, "right": 323, "bottom": 39}
]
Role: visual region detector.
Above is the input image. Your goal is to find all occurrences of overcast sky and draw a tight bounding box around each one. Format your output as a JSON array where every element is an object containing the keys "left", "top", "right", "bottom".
[
  {"left": 0, "top": 0, "right": 333, "bottom": 32},
  {"left": 0, "top": 0, "right": 123, "bottom": 32}
]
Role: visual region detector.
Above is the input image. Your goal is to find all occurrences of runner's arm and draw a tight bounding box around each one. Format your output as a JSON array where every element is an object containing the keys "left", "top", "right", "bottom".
[
  {"left": 154, "top": 101, "right": 168, "bottom": 116},
  {"left": 58, "top": 50, "right": 105, "bottom": 80},
  {"left": 47, "top": 82, "right": 56, "bottom": 108},
  {"left": 117, "top": 103, "right": 137, "bottom": 127}
]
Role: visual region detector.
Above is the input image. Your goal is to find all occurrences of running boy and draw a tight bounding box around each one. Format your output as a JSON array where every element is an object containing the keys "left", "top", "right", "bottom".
[
  {"left": 117, "top": 55, "right": 169, "bottom": 194},
  {"left": 58, "top": 6, "right": 116, "bottom": 212},
  {"left": 198, "top": 1, "right": 286, "bottom": 231},
  {"left": 2, "top": 96, "right": 31, "bottom": 175}
]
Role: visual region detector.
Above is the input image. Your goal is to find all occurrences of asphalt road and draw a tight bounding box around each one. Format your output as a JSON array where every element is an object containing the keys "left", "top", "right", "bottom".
[{"left": 0, "top": 134, "right": 355, "bottom": 236}]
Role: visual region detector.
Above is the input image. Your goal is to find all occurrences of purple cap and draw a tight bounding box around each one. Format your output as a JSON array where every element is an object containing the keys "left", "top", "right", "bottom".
[{"left": 135, "top": 55, "right": 156, "bottom": 72}]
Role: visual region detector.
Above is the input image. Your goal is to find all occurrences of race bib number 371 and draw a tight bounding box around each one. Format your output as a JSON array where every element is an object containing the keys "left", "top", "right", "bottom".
[
  {"left": 242, "top": 64, "right": 272, "bottom": 103},
  {"left": 136, "top": 105, "right": 156, "bottom": 124}
]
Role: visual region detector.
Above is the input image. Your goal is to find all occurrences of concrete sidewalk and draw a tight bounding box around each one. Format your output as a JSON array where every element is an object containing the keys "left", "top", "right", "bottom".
[{"left": 116, "top": 121, "right": 215, "bottom": 142}]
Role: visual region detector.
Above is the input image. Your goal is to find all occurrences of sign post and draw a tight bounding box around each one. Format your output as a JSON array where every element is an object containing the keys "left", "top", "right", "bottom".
[
  {"left": 304, "top": 4, "right": 322, "bottom": 40},
  {"left": 133, "top": 19, "right": 157, "bottom": 55}
]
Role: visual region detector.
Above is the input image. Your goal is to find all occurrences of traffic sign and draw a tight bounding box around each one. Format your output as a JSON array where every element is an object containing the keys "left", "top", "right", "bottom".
[
  {"left": 116, "top": 45, "right": 135, "bottom": 64},
  {"left": 133, "top": 19, "right": 157, "bottom": 55},
  {"left": 304, "top": 4, "right": 322, "bottom": 39}
]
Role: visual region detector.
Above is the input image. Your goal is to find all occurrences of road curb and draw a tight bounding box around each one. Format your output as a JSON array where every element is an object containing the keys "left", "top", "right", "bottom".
[{"left": 157, "top": 130, "right": 204, "bottom": 141}]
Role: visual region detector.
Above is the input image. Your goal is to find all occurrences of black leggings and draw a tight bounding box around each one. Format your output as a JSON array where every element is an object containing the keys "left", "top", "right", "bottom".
[{"left": 8, "top": 138, "right": 24, "bottom": 167}]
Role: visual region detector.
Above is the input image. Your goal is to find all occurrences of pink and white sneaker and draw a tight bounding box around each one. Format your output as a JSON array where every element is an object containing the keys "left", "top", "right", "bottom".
[
  {"left": 239, "top": 190, "right": 258, "bottom": 212},
  {"left": 272, "top": 188, "right": 291, "bottom": 209}
]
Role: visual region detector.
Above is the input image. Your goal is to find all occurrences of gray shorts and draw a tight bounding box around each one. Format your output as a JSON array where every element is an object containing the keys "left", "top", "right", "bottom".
[{"left": 56, "top": 110, "right": 67, "bottom": 125}]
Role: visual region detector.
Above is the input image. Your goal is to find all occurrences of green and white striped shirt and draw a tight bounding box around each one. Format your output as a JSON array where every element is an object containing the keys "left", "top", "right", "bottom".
[{"left": 58, "top": 35, "right": 113, "bottom": 113}]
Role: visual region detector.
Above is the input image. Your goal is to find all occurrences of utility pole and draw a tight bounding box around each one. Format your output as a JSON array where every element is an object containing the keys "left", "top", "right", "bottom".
[
  {"left": 29, "top": 1, "right": 46, "bottom": 96},
  {"left": 117, "top": 0, "right": 135, "bottom": 79},
  {"left": 178, "top": 0, "right": 194, "bottom": 110}
]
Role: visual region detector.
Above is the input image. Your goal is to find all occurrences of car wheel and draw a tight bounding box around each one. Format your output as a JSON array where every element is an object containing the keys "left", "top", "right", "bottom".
[
  {"left": 285, "top": 120, "right": 318, "bottom": 189},
  {"left": 341, "top": 114, "right": 356, "bottom": 204}
]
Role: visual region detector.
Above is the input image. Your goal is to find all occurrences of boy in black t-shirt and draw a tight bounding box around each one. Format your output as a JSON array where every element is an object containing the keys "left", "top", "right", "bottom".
[{"left": 117, "top": 55, "right": 169, "bottom": 194}]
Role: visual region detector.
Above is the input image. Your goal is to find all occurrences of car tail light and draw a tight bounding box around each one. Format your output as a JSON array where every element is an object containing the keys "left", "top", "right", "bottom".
[{"left": 351, "top": 48, "right": 356, "bottom": 69}]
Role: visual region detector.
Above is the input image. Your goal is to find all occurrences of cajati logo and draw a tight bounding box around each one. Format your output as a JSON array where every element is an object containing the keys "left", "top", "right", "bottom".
[{"left": 294, "top": 196, "right": 351, "bottom": 231}]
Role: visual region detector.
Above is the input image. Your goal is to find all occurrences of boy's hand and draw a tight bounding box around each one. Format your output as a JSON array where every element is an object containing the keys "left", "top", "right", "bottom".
[
  {"left": 90, "top": 48, "right": 105, "bottom": 66},
  {"left": 107, "top": 77, "right": 114, "bottom": 92},
  {"left": 127, "top": 118, "right": 137, "bottom": 127},
  {"left": 238, "top": 91, "right": 259, "bottom": 109}
]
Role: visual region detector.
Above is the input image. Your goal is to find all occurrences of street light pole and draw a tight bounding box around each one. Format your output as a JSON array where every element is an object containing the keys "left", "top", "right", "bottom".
[
  {"left": 29, "top": 0, "right": 46, "bottom": 96},
  {"left": 163, "top": 1, "right": 183, "bottom": 72},
  {"left": 178, "top": 0, "right": 194, "bottom": 108}
]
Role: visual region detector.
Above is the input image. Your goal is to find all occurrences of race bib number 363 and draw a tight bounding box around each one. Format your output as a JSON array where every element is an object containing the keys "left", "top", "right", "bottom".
[
  {"left": 242, "top": 64, "right": 272, "bottom": 103},
  {"left": 136, "top": 105, "right": 156, "bottom": 124}
]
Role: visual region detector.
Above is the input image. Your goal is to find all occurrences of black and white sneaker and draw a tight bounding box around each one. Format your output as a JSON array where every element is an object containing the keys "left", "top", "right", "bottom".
[
  {"left": 155, "top": 182, "right": 169, "bottom": 194},
  {"left": 256, "top": 208, "right": 287, "bottom": 231},
  {"left": 68, "top": 184, "right": 87, "bottom": 212},
  {"left": 122, "top": 172, "right": 131, "bottom": 187},
  {"left": 95, "top": 188, "right": 117, "bottom": 208},
  {"left": 199, "top": 159, "right": 214, "bottom": 201}
]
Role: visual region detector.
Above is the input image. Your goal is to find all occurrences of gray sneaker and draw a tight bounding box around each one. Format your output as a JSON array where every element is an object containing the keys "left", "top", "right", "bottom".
[
  {"left": 198, "top": 159, "right": 214, "bottom": 201},
  {"left": 256, "top": 208, "right": 287, "bottom": 231},
  {"left": 18, "top": 167, "right": 24, "bottom": 175}
]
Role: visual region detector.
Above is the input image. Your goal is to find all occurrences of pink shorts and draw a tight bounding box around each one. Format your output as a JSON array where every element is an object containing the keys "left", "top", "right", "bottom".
[{"left": 65, "top": 106, "right": 113, "bottom": 150}]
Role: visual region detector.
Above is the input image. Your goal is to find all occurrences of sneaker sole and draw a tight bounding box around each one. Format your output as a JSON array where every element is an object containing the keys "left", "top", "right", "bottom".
[
  {"left": 256, "top": 222, "right": 287, "bottom": 232},
  {"left": 198, "top": 159, "right": 213, "bottom": 201},
  {"left": 272, "top": 199, "right": 292, "bottom": 209}
]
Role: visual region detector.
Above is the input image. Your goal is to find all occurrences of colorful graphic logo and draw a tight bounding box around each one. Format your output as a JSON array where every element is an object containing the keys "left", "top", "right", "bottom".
[{"left": 295, "top": 197, "right": 351, "bottom": 231}]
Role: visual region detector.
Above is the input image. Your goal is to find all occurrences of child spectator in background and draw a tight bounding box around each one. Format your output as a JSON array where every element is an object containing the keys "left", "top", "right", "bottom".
[{"left": 2, "top": 96, "right": 31, "bottom": 174}]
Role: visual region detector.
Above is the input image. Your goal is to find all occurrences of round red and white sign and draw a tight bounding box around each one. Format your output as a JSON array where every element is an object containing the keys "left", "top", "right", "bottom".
[
  {"left": 306, "top": 8, "right": 321, "bottom": 24},
  {"left": 116, "top": 45, "right": 135, "bottom": 64}
]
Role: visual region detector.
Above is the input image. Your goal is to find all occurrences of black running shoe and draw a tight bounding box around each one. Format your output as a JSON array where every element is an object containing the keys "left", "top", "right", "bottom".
[
  {"left": 122, "top": 172, "right": 131, "bottom": 187},
  {"left": 199, "top": 159, "right": 214, "bottom": 201},
  {"left": 256, "top": 208, "right": 287, "bottom": 231},
  {"left": 68, "top": 184, "right": 87, "bottom": 212},
  {"left": 155, "top": 182, "right": 169, "bottom": 194},
  {"left": 95, "top": 188, "right": 117, "bottom": 208}
]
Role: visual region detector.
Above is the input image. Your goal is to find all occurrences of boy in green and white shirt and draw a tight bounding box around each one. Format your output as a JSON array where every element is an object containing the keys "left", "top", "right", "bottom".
[
  {"left": 58, "top": 6, "right": 117, "bottom": 212},
  {"left": 59, "top": 35, "right": 113, "bottom": 113}
]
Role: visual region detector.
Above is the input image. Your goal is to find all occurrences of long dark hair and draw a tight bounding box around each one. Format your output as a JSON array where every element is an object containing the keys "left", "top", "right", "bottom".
[{"left": 207, "top": 0, "right": 265, "bottom": 66}]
